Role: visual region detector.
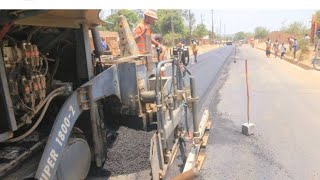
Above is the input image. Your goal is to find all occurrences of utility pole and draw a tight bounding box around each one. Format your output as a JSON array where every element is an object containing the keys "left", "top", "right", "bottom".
[
  {"left": 189, "top": 9, "right": 192, "bottom": 44},
  {"left": 211, "top": 9, "right": 214, "bottom": 44},
  {"left": 224, "top": 24, "right": 226, "bottom": 41},
  {"left": 220, "top": 18, "right": 222, "bottom": 42}
]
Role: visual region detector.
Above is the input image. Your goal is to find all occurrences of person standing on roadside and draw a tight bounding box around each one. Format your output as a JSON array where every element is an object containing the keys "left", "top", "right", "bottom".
[
  {"left": 288, "top": 36, "right": 294, "bottom": 51},
  {"left": 293, "top": 38, "right": 299, "bottom": 59},
  {"left": 191, "top": 40, "right": 199, "bottom": 64},
  {"left": 273, "top": 40, "right": 279, "bottom": 58},
  {"left": 266, "top": 38, "right": 271, "bottom": 58},
  {"left": 101, "top": 38, "right": 108, "bottom": 51},
  {"left": 280, "top": 43, "right": 286, "bottom": 59}
]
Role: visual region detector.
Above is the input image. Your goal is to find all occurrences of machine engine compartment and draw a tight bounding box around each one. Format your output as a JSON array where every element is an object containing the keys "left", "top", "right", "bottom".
[{"left": 0, "top": 25, "right": 77, "bottom": 142}]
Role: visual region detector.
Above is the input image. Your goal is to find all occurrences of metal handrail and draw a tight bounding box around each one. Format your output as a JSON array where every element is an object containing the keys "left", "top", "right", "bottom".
[{"left": 155, "top": 59, "right": 173, "bottom": 140}]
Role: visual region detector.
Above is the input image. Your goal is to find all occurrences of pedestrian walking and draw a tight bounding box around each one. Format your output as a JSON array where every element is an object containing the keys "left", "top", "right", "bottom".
[
  {"left": 273, "top": 40, "right": 279, "bottom": 58},
  {"left": 280, "top": 43, "right": 286, "bottom": 59},
  {"left": 191, "top": 40, "right": 199, "bottom": 63},
  {"left": 266, "top": 38, "right": 271, "bottom": 58},
  {"left": 293, "top": 38, "right": 299, "bottom": 59}
]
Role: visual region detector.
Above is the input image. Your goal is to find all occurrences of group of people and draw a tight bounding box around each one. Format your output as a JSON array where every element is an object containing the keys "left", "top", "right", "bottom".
[
  {"left": 265, "top": 38, "right": 287, "bottom": 59},
  {"left": 265, "top": 36, "right": 299, "bottom": 59}
]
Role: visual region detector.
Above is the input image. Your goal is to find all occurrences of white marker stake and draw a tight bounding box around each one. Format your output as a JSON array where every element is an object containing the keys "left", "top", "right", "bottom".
[{"left": 242, "top": 59, "right": 255, "bottom": 135}]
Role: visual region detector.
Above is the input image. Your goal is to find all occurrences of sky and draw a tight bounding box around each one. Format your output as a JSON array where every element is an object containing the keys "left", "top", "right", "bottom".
[
  {"left": 3, "top": 0, "right": 318, "bottom": 35},
  {"left": 192, "top": 9, "right": 315, "bottom": 35},
  {"left": 102, "top": 9, "right": 316, "bottom": 35},
  {"left": 4, "top": 0, "right": 319, "bottom": 9}
]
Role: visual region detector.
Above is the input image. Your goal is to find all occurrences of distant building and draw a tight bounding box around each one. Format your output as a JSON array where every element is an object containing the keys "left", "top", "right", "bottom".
[
  {"left": 198, "top": 35, "right": 210, "bottom": 45},
  {"left": 88, "top": 30, "right": 120, "bottom": 56},
  {"left": 88, "top": 30, "right": 119, "bottom": 49}
]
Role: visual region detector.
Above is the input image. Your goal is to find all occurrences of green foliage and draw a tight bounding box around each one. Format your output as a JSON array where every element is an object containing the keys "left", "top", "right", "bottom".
[
  {"left": 234, "top": 31, "right": 246, "bottom": 41},
  {"left": 154, "top": 10, "right": 187, "bottom": 35},
  {"left": 181, "top": 10, "right": 196, "bottom": 30},
  {"left": 254, "top": 26, "right": 269, "bottom": 39},
  {"left": 104, "top": 9, "right": 141, "bottom": 31},
  {"left": 245, "top": 32, "right": 254, "bottom": 38},
  {"left": 163, "top": 32, "right": 181, "bottom": 46},
  {"left": 297, "top": 38, "right": 310, "bottom": 60},
  {"left": 283, "top": 21, "right": 308, "bottom": 37},
  {"left": 193, "top": 24, "right": 208, "bottom": 39},
  {"left": 97, "top": 25, "right": 108, "bottom": 31}
]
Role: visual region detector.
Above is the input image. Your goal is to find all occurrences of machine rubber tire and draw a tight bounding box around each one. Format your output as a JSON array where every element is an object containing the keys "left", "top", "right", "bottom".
[{"left": 54, "top": 136, "right": 91, "bottom": 180}]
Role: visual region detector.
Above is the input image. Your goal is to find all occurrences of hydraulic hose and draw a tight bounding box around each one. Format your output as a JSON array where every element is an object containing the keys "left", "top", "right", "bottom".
[
  {"left": 31, "top": 87, "right": 65, "bottom": 115},
  {"left": 7, "top": 91, "right": 64, "bottom": 142}
]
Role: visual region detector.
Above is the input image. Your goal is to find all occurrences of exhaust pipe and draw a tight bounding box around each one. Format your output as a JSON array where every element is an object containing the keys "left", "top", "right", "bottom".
[{"left": 91, "top": 27, "right": 104, "bottom": 57}]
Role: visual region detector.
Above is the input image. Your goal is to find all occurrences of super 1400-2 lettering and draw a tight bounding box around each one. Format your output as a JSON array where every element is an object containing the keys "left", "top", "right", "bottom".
[{"left": 39, "top": 105, "right": 75, "bottom": 180}]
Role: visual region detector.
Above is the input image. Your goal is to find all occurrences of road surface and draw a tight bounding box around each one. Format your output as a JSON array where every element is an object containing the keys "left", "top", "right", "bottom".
[
  {"left": 165, "top": 45, "right": 235, "bottom": 179},
  {"left": 200, "top": 45, "right": 320, "bottom": 180}
]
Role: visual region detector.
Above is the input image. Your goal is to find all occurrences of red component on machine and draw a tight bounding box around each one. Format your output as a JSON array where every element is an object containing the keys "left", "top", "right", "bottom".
[
  {"left": 160, "top": 66, "right": 166, "bottom": 77},
  {"left": 0, "top": 23, "right": 13, "bottom": 41}
]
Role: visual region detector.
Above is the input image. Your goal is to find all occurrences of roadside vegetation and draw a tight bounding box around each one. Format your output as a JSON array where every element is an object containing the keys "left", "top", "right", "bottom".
[
  {"left": 100, "top": 9, "right": 213, "bottom": 46},
  {"left": 233, "top": 10, "right": 320, "bottom": 62}
]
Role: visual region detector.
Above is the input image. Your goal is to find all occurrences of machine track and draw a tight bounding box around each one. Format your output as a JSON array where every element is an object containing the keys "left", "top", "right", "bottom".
[{"left": 0, "top": 132, "right": 46, "bottom": 179}]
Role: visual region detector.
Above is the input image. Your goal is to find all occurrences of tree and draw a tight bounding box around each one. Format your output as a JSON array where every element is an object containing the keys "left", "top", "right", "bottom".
[
  {"left": 163, "top": 32, "right": 181, "bottom": 46},
  {"left": 245, "top": 32, "right": 254, "bottom": 38},
  {"left": 254, "top": 26, "right": 269, "bottom": 39},
  {"left": 181, "top": 10, "right": 196, "bottom": 26},
  {"left": 152, "top": 10, "right": 188, "bottom": 45},
  {"left": 181, "top": 10, "right": 196, "bottom": 43},
  {"left": 134, "top": 9, "right": 145, "bottom": 19},
  {"left": 104, "top": 9, "right": 141, "bottom": 31},
  {"left": 297, "top": 38, "right": 310, "bottom": 60},
  {"left": 283, "top": 21, "right": 308, "bottom": 37},
  {"left": 234, "top": 31, "right": 246, "bottom": 41},
  {"left": 193, "top": 24, "right": 208, "bottom": 39},
  {"left": 153, "top": 10, "right": 187, "bottom": 36}
]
